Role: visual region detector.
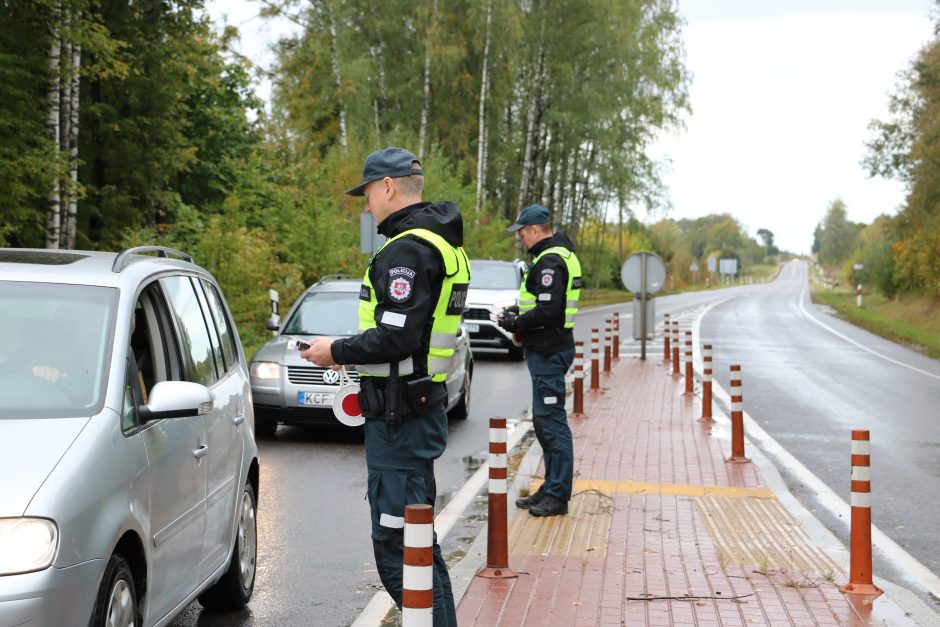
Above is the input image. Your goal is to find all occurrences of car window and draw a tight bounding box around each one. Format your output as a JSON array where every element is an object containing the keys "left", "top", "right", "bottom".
[
  {"left": 469, "top": 263, "right": 519, "bottom": 290},
  {"left": 161, "top": 276, "right": 218, "bottom": 387},
  {"left": 199, "top": 279, "right": 238, "bottom": 372},
  {"left": 0, "top": 281, "right": 116, "bottom": 419},
  {"left": 282, "top": 291, "right": 360, "bottom": 336},
  {"left": 192, "top": 278, "right": 225, "bottom": 377}
]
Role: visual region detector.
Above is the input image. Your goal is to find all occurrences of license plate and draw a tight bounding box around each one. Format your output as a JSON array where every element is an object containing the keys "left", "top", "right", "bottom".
[
  {"left": 297, "top": 391, "right": 336, "bottom": 407},
  {"left": 465, "top": 323, "right": 480, "bottom": 333}
]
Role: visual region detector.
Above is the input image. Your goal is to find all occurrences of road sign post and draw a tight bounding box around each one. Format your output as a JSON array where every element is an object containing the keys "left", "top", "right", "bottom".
[{"left": 621, "top": 252, "right": 666, "bottom": 361}]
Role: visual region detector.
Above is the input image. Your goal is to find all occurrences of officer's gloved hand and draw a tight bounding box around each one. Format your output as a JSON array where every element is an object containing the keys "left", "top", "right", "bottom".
[
  {"left": 498, "top": 311, "right": 518, "bottom": 332},
  {"left": 504, "top": 304, "right": 520, "bottom": 315}
]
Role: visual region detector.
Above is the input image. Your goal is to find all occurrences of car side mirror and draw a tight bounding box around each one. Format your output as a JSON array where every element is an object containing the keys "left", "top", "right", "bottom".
[
  {"left": 265, "top": 314, "right": 280, "bottom": 331},
  {"left": 141, "top": 381, "right": 213, "bottom": 420}
]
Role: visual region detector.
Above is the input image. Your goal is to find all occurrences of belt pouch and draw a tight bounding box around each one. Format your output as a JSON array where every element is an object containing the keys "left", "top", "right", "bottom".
[{"left": 405, "top": 375, "right": 434, "bottom": 415}]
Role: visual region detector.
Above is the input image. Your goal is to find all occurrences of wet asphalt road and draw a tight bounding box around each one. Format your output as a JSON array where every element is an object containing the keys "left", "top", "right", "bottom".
[{"left": 170, "top": 265, "right": 940, "bottom": 624}]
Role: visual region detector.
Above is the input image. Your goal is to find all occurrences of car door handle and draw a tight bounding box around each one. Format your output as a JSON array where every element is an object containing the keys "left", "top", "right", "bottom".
[
  {"left": 193, "top": 444, "right": 209, "bottom": 459},
  {"left": 232, "top": 414, "right": 246, "bottom": 426}
]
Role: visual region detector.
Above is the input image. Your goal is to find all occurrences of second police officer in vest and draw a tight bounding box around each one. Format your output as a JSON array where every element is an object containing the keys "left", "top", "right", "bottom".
[
  {"left": 301, "top": 147, "right": 468, "bottom": 626},
  {"left": 498, "top": 204, "right": 582, "bottom": 517}
]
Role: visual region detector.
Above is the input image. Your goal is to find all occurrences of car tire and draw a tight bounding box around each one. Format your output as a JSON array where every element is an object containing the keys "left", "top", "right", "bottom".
[
  {"left": 89, "top": 554, "right": 138, "bottom": 627},
  {"left": 448, "top": 364, "right": 472, "bottom": 420},
  {"left": 199, "top": 481, "right": 257, "bottom": 610},
  {"left": 507, "top": 343, "right": 525, "bottom": 361}
]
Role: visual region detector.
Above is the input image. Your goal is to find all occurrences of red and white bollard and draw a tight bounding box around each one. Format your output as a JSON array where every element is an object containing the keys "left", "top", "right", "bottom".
[
  {"left": 613, "top": 312, "right": 620, "bottom": 360},
  {"left": 671, "top": 322, "right": 681, "bottom": 377},
  {"left": 590, "top": 328, "right": 600, "bottom": 391},
  {"left": 477, "top": 417, "right": 517, "bottom": 579},
  {"left": 857, "top": 284, "right": 863, "bottom": 308},
  {"left": 840, "top": 430, "right": 882, "bottom": 596},
  {"left": 701, "top": 344, "right": 713, "bottom": 421},
  {"left": 403, "top": 504, "right": 434, "bottom": 626},
  {"left": 726, "top": 364, "right": 749, "bottom": 463},
  {"left": 573, "top": 341, "right": 585, "bottom": 417},
  {"left": 663, "top": 313, "right": 671, "bottom": 363},
  {"left": 603, "top": 316, "right": 612, "bottom": 374},
  {"left": 684, "top": 330, "right": 693, "bottom": 395}
]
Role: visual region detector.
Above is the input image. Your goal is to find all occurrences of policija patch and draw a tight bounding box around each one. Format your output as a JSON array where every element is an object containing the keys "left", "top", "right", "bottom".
[
  {"left": 388, "top": 266, "right": 416, "bottom": 303},
  {"left": 540, "top": 268, "right": 554, "bottom": 287}
]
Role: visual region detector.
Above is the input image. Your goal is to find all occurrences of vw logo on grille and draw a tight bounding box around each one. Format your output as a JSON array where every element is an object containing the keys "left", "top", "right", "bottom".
[{"left": 321, "top": 369, "right": 340, "bottom": 385}]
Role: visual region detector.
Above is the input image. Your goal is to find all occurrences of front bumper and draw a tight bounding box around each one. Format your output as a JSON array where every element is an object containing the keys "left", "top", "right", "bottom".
[
  {"left": 463, "top": 307, "right": 514, "bottom": 348},
  {"left": 251, "top": 364, "right": 361, "bottom": 426},
  {"left": 0, "top": 559, "right": 103, "bottom": 627}
]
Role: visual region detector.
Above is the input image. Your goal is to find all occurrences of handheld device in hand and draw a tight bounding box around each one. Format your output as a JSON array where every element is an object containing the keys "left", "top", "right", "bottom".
[{"left": 287, "top": 336, "right": 311, "bottom": 351}]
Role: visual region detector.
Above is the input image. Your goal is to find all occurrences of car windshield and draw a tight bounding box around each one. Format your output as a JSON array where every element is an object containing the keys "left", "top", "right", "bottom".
[
  {"left": 0, "top": 281, "right": 117, "bottom": 418},
  {"left": 282, "top": 291, "right": 360, "bottom": 337},
  {"left": 470, "top": 262, "right": 519, "bottom": 290}
]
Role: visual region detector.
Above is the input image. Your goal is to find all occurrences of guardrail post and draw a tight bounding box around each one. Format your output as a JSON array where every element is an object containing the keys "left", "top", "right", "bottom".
[
  {"left": 663, "top": 313, "right": 671, "bottom": 363},
  {"left": 701, "top": 343, "right": 713, "bottom": 421},
  {"left": 684, "top": 330, "right": 694, "bottom": 395},
  {"left": 591, "top": 328, "right": 600, "bottom": 391},
  {"left": 613, "top": 312, "right": 620, "bottom": 360},
  {"left": 573, "top": 341, "right": 585, "bottom": 418},
  {"left": 726, "top": 365, "right": 750, "bottom": 463},
  {"left": 840, "top": 430, "right": 882, "bottom": 596},
  {"left": 671, "top": 321, "right": 680, "bottom": 377},
  {"left": 603, "top": 316, "right": 612, "bottom": 374},
  {"left": 477, "top": 418, "right": 518, "bottom": 579},
  {"left": 403, "top": 504, "right": 434, "bottom": 626}
]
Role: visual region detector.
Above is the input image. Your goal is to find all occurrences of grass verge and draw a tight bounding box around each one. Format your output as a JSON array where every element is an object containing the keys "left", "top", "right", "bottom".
[{"left": 810, "top": 286, "right": 940, "bottom": 360}]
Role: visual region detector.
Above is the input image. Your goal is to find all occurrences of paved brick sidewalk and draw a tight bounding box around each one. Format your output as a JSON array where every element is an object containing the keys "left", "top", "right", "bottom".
[{"left": 456, "top": 356, "right": 913, "bottom": 626}]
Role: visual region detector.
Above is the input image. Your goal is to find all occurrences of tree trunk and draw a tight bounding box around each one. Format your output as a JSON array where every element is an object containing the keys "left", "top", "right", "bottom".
[
  {"left": 65, "top": 41, "right": 81, "bottom": 249},
  {"left": 326, "top": 2, "right": 347, "bottom": 150},
  {"left": 418, "top": 0, "right": 439, "bottom": 160},
  {"left": 517, "top": 16, "right": 546, "bottom": 212},
  {"left": 46, "top": 2, "right": 62, "bottom": 250},
  {"left": 474, "top": 0, "right": 493, "bottom": 215}
]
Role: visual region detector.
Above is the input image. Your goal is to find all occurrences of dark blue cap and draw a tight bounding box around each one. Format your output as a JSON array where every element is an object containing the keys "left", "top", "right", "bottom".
[
  {"left": 345, "top": 147, "right": 423, "bottom": 196},
  {"left": 506, "top": 204, "right": 550, "bottom": 232}
]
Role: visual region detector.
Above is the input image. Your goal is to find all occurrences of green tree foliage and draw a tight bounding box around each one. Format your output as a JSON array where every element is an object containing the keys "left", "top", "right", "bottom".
[
  {"left": 813, "top": 199, "right": 861, "bottom": 267},
  {"left": 864, "top": 6, "right": 940, "bottom": 296}
]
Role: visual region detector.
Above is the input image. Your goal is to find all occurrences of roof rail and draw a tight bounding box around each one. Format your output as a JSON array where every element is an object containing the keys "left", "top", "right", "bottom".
[
  {"left": 112, "top": 246, "right": 193, "bottom": 273},
  {"left": 316, "top": 273, "right": 354, "bottom": 284}
]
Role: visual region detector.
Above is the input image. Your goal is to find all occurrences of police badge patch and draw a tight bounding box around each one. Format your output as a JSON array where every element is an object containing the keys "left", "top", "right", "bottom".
[
  {"left": 540, "top": 270, "right": 554, "bottom": 287},
  {"left": 388, "top": 267, "right": 416, "bottom": 302}
]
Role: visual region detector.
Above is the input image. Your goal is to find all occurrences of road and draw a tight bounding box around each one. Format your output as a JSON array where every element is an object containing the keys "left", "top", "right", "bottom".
[{"left": 171, "top": 263, "right": 940, "bottom": 624}]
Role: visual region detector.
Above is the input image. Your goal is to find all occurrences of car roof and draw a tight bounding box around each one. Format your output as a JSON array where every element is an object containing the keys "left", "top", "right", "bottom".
[
  {"left": 470, "top": 259, "right": 520, "bottom": 266},
  {"left": 0, "top": 247, "right": 210, "bottom": 289},
  {"left": 307, "top": 278, "right": 361, "bottom": 293}
]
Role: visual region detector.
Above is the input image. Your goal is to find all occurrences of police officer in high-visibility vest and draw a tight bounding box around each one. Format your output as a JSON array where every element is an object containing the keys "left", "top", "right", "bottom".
[
  {"left": 302, "top": 147, "right": 467, "bottom": 625},
  {"left": 498, "top": 204, "right": 581, "bottom": 517}
]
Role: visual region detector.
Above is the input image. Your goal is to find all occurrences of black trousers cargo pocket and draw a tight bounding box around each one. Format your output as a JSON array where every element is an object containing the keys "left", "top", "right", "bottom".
[{"left": 367, "top": 467, "right": 435, "bottom": 540}]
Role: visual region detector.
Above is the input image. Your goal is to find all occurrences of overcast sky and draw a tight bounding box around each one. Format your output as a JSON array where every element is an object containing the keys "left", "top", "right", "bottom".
[{"left": 206, "top": 1, "right": 936, "bottom": 254}]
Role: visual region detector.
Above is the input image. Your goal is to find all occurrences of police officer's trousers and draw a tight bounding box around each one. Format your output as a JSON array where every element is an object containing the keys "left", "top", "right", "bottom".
[
  {"left": 527, "top": 347, "right": 575, "bottom": 502},
  {"left": 365, "top": 412, "right": 456, "bottom": 626}
]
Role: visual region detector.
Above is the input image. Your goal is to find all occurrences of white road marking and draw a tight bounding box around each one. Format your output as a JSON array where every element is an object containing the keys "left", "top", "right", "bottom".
[{"left": 797, "top": 281, "right": 940, "bottom": 382}]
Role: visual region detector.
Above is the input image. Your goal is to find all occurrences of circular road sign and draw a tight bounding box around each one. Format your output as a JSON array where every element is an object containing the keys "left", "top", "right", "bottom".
[{"left": 621, "top": 251, "right": 667, "bottom": 294}]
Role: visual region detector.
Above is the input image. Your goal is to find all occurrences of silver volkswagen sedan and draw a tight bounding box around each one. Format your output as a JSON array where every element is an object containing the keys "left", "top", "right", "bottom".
[
  {"left": 249, "top": 275, "right": 473, "bottom": 434},
  {"left": 0, "top": 247, "right": 260, "bottom": 627}
]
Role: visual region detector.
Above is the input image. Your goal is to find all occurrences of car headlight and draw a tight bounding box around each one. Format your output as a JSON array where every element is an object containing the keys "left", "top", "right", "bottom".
[
  {"left": 0, "top": 518, "right": 58, "bottom": 575},
  {"left": 250, "top": 361, "right": 280, "bottom": 380}
]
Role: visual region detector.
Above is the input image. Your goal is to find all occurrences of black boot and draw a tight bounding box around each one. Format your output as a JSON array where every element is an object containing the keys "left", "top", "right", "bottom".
[
  {"left": 515, "top": 490, "right": 545, "bottom": 509},
  {"left": 529, "top": 495, "right": 568, "bottom": 517}
]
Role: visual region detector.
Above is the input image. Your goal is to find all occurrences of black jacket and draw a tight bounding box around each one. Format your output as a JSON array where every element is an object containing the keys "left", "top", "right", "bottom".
[
  {"left": 332, "top": 201, "right": 463, "bottom": 371},
  {"left": 516, "top": 231, "right": 578, "bottom": 354}
]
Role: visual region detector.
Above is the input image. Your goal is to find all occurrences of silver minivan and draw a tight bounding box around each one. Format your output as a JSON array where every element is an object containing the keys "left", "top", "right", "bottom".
[{"left": 0, "top": 247, "right": 260, "bottom": 627}]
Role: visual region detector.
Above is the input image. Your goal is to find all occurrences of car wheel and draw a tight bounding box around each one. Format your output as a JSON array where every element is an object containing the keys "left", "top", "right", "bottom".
[
  {"left": 507, "top": 343, "right": 525, "bottom": 361},
  {"left": 199, "top": 481, "right": 257, "bottom": 610},
  {"left": 89, "top": 554, "right": 137, "bottom": 627},
  {"left": 448, "top": 364, "right": 472, "bottom": 420}
]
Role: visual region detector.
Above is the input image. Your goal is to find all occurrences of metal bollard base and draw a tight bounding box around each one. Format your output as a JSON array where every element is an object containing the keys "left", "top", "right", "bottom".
[
  {"left": 725, "top": 454, "right": 751, "bottom": 464},
  {"left": 839, "top": 581, "right": 883, "bottom": 596},
  {"left": 476, "top": 565, "right": 519, "bottom": 579}
]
